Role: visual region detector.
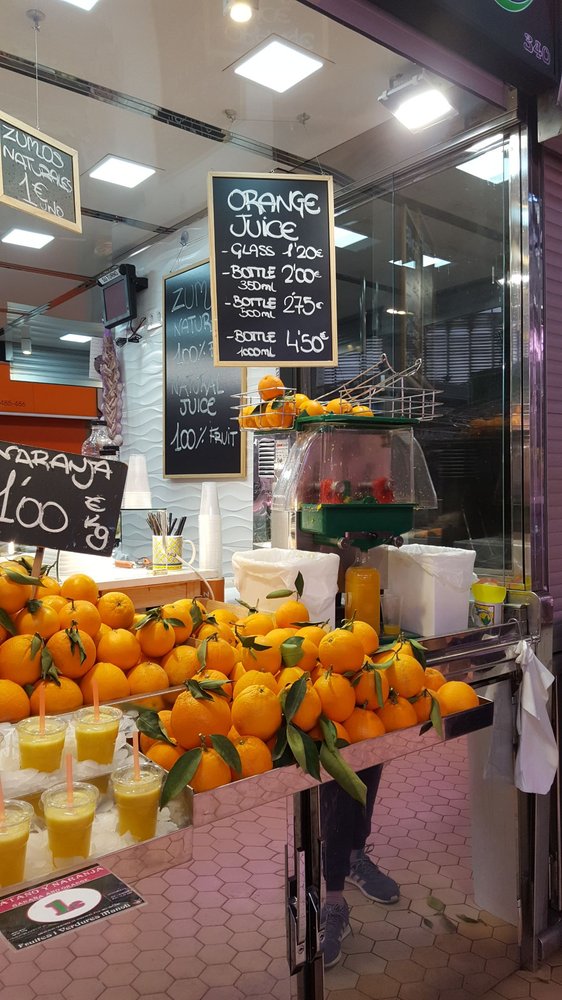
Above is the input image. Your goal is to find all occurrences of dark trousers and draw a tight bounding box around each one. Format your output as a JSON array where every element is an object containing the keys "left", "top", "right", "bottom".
[{"left": 320, "top": 764, "right": 382, "bottom": 891}]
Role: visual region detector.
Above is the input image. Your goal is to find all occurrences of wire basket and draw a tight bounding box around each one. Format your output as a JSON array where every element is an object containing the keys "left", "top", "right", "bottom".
[
  {"left": 315, "top": 355, "right": 442, "bottom": 422},
  {"left": 232, "top": 387, "right": 298, "bottom": 432}
]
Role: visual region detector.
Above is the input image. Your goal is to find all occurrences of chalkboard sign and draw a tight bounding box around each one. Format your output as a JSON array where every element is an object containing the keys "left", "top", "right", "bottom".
[
  {"left": 0, "top": 110, "right": 82, "bottom": 234},
  {"left": 0, "top": 442, "right": 126, "bottom": 556},
  {"left": 163, "top": 260, "right": 246, "bottom": 479},
  {"left": 208, "top": 172, "right": 338, "bottom": 367}
]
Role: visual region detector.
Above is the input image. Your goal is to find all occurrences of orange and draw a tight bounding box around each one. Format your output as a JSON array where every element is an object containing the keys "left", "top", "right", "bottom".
[
  {"left": 131, "top": 613, "right": 145, "bottom": 631},
  {"left": 424, "top": 667, "right": 447, "bottom": 692},
  {"left": 275, "top": 666, "right": 304, "bottom": 693},
  {"left": 265, "top": 627, "right": 298, "bottom": 647},
  {"left": 296, "top": 625, "right": 328, "bottom": 647},
  {"left": 318, "top": 629, "right": 365, "bottom": 675},
  {"left": 308, "top": 720, "right": 350, "bottom": 743},
  {"left": 58, "top": 600, "right": 101, "bottom": 639},
  {"left": 372, "top": 650, "right": 425, "bottom": 699},
  {"left": 97, "top": 629, "right": 141, "bottom": 671},
  {"left": 0, "top": 623, "right": 7, "bottom": 645},
  {"left": 39, "top": 575, "right": 61, "bottom": 596},
  {"left": 344, "top": 707, "right": 386, "bottom": 743},
  {"left": 231, "top": 684, "right": 282, "bottom": 741},
  {"left": 303, "top": 399, "right": 325, "bottom": 416},
  {"left": 140, "top": 709, "right": 176, "bottom": 753},
  {"left": 237, "top": 612, "right": 276, "bottom": 637},
  {"left": 30, "top": 676, "right": 83, "bottom": 715},
  {"left": 42, "top": 595, "right": 68, "bottom": 614},
  {"left": 195, "top": 668, "right": 232, "bottom": 702},
  {"left": 294, "top": 393, "right": 310, "bottom": 412},
  {"left": 413, "top": 689, "right": 433, "bottom": 723},
  {"left": 325, "top": 398, "right": 352, "bottom": 414},
  {"left": 128, "top": 661, "right": 169, "bottom": 696},
  {"left": 15, "top": 601, "right": 60, "bottom": 640},
  {"left": 171, "top": 688, "right": 231, "bottom": 750},
  {"left": 353, "top": 666, "right": 389, "bottom": 710},
  {"left": 238, "top": 404, "right": 257, "bottom": 429},
  {"left": 0, "top": 561, "right": 32, "bottom": 614},
  {"left": 258, "top": 374, "right": 285, "bottom": 401},
  {"left": 137, "top": 619, "right": 175, "bottom": 659},
  {"left": 435, "top": 681, "right": 479, "bottom": 716},
  {"left": 351, "top": 405, "right": 373, "bottom": 416},
  {"left": 145, "top": 743, "right": 184, "bottom": 771},
  {"left": 203, "top": 638, "right": 236, "bottom": 677},
  {"left": 231, "top": 661, "right": 246, "bottom": 685},
  {"left": 213, "top": 608, "right": 239, "bottom": 627},
  {"left": 135, "top": 695, "right": 166, "bottom": 712},
  {"left": 94, "top": 623, "right": 111, "bottom": 645},
  {"left": 46, "top": 628, "right": 96, "bottom": 679},
  {"left": 161, "top": 645, "right": 200, "bottom": 686},
  {"left": 0, "top": 634, "right": 42, "bottom": 685},
  {"left": 230, "top": 735, "right": 272, "bottom": 780},
  {"left": 80, "top": 662, "right": 130, "bottom": 704},
  {"left": 264, "top": 399, "right": 296, "bottom": 429},
  {"left": 391, "top": 639, "right": 415, "bottom": 657},
  {"left": 0, "top": 679, "right": 30, "bottom": 722},
  {"left": 190, "top": 748, "right": 231, "bottom": 793},
  {"left": 196, "top": 622, "right": 220, "bottom": 642},
  {"left": 275, "top": 600, "right": 309, "bottom": 629},
  {"left": 241, "top": 636, "right": 282, "bottom": 675},
  {"left": 377, "top": 695, "right": 417, "bottom": 732},
  {"left": 60, "top": 574, "right": 99, "bottom": 604},
  {"left": 233, "top": 669, "right": 277, "bottom": 699},
  {"left": 349, "top": 621, "right": 380, "bottom": 656},
  {"left": 290, "top": 684, "right": 322, "bottom": 732},
  {"left": 228, "top": 724, "right": 241, "bottom": 741},
  {"left": 162, "top": 599, "right": 194, "bottom": 645},
  {"left": 313, "top": 672, "right": 355, "bottom": 722},
  {"left": 97, "top": 591, "right": 135, "bottom": 630},
  {"left": 281, "top": 636, "right": 318, "bottom": 672}
]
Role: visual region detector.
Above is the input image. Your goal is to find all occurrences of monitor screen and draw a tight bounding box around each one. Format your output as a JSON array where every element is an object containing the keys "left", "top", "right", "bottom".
[{"left": 102, "top": 274, "right": 136, "bottom": 329}]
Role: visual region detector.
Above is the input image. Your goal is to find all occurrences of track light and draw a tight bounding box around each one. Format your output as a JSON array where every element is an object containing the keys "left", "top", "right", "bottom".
[
  {"left": 21, "top": 338, "right": 32, "bottom": 355},
  {"left": 378, "top": 71, "right": 456, "bottom": 131},
  {"left": 224, "top": 0, "right": 258, "bottom": 23}
]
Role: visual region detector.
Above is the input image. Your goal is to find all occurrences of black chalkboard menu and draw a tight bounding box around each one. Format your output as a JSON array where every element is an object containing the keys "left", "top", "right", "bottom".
[
  {"left": 0, "top": 441, "right": 126, "bottom": 556},
  {"left": 0, "top": 110, "right": 81, "bottom": 233},
  {"left": 163, "top": 260, "right": 246, "bottom": 479},
  {"left": 208, "top": 172, "right": 338, "bottom": 367}
]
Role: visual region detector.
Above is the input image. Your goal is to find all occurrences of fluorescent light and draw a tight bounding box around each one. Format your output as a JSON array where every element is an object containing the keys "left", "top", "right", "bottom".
[
  {"left": 2, "top": 228, "right": 54, "bottom": 249},
  {"left": 422, "top": 255, "right": 450, "bottom": 268},
  {"left": 334, "top": 226, "right": 368, "bottom": 248},
  {"left": 457, "top": 146, "right": 506, "bottom": 184},
  {"left": 234, "top": 39, "right": 323, "bottom": 94},
  {"left": 389, "top": 259, "right": 416, "bottom": 269},
  {"left": 129, "top": 246, "right": 150, "bottom": 257},
  {"left": 58, "top": 0, "right": 100, "bottom": 8},
  {"left": 21, "top": 338, "right": 32, "bottom": 355},
  {"left": 60, "top": 333, "right": 92, "bottom": 343},
  {"left": 89, "top": 155, "right": 155, "bottom": 189},
  {"left": 386, "top": 308, "right": 413, "bottom": 316}
]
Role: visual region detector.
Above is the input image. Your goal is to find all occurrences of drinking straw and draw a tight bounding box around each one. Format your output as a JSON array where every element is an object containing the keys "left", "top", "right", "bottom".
[
  {"left": 39, "top": 683, "right": 46, "bottom": 736},
  {"left": 0, "top": 775, "right": 4, "bottom": 822},
  {"left": 92, "top": 678, "right": 100, "bottom": 722},
  {"left": 65, "top": 753, "right": 74, "bottom": 805},
  {"left": 132, "top": 730, "right": 141, "bottom": 781}
]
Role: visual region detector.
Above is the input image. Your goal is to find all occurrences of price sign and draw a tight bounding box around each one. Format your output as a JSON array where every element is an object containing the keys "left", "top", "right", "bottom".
[
  {"left": 0, "top": 110, "right": 82, "bottom": 233},
  {"left": 0, "top": 442, "right": 126, "bottom": 556},
  {"left": 163, "top": 260, "right": 246, "bottom": 479},
  {"left": 208, "top": 172, "right": 338, "bottom": 367}
]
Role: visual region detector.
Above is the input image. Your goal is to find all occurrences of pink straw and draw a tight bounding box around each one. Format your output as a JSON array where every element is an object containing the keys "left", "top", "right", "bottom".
[
  {"left": 0, "top": 775, "right": 4, "bottom": 822},
  {"left": 65, "top": 753, "right": 74, "bottom": 805},
  {"left": 132, "top": 730, "right": 141, "bottom": 781},
  {"left": 92, "top": 679, "right": 100, "bottom": 722},
  {"left": 39, "top": 684, "right": 46, "bottom": 736}
]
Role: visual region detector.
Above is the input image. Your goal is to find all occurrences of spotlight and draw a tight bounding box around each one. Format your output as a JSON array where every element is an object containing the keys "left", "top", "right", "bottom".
[
  {"left": 21, "top": 337, "right": 32, "bottom": 355},
  {"left": 224, "top": 0, "right": 258, "bottom": 23},
  {"left": 378, "top": 71, "right": 456, "bottom": 131}
]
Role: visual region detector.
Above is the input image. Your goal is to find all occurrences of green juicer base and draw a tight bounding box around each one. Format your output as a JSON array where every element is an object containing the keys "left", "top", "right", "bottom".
[{"left": 298, "top": 503, "right": 415, "bottom": 547}]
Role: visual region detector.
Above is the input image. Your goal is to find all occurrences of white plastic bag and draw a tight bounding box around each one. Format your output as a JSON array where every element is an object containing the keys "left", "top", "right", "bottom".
[
  {"left": 232, "top": 548, "right": 340, "bottom": 627},
  {"left": 387, "top": 544, "right": 476, "bottom": 636}
]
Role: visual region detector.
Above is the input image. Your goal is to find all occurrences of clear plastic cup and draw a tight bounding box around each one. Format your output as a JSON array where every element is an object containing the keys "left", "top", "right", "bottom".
[
  {"left": 112, "top": 762, "right": 164, "bottom": 842},
  {"left": 74, "top": 706, "right": 122, "bottom": 764},
  {"left": 17, "top": 717, "right": 67, "bottom": 772},
  {"left": 0, "top": 800, "right": 34, "bottom": 887},
  {"left": 41, "top": 782, "right": 99, "bottom": 862}
]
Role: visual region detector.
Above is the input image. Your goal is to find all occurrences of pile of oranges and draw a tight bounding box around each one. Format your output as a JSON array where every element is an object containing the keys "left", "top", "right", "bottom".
[
  {"left": 238, "top": 374, "right": 375, "bottom": 430},
  {"left": 0, "top": 560, "right": 480, "bottom": 796}
]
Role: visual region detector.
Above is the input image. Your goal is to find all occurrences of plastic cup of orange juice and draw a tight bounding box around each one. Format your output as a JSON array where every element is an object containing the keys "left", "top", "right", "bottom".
[
  {"left": 112, "top": 762, "right": 163, "bottom": 842},
  {"left": 74, "top": 706, "right": 122, "bottom": 765},
  {"left": 41, "top": 782, "right": 99, "bottom": 863},
  {"left": 17, "top": 718, "right": 67, "bottom": 772},
  {"left": 0, "top": 800, "right": 34, "bottom": 887}
]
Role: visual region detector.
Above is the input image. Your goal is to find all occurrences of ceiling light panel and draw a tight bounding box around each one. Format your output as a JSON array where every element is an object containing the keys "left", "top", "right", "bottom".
[
  {"left": 456, "top": 147, "right": 506, "bottom": 184},
  {"left": 2, "top": 229, "right": 54, "bottom": 249},
  {"left": 89, "top": 155, "right": 156, "bottom": 188},
  {"left": 334, "top": 226, "right": 368, "bottom": 248},
  {"left": 234, "top": 39, "right": 323, "bottom": 93},
  {"left": 58, "top": 0, "right": 100, "bottom": 9},
  {"left": 60, "top": 334, "right": 92, "bottom": 343}
]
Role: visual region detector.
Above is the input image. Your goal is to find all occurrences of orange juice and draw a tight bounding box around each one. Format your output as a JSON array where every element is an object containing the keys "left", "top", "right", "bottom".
[
  {"left": 345, "top": 563, "right": 380, "bottom": 632},
  {"left": 112, "top": 763, "right": 163, "bottom": 841},
  {"left": 74, "top": 707, "right": 122, "bottom": 764},
  {"left": 41, "top": 783, "right": 98, "bottom": 861},
  {"left": 17, "top": 718, "right": 67, "bottom": 772},
  {"left": 0, "top": 800, "right": 33, "bottom": 887}
]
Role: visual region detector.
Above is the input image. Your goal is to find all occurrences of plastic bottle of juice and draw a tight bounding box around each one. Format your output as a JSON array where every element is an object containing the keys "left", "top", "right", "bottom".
[{"left": 344, "top": 551, "right": 381, "bottom": 633}]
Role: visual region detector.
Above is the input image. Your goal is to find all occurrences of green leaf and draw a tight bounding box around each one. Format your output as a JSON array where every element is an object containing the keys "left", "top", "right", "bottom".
[
  {"left": 2, "top": 568, "right": 43, "bottom": 586},
  {"left": 136, "top": 708, "right": 175, "bottom": 746},
  {"left": 236, "top": 598, "right": 258, "bottom": 613},
  {"left": 0, "top": 609, "right": 16, "bottom": 636},
  {"left": 160, "top": 748, "right": 202, "bottom": 807},
  {"left": 194, "top": 677, "right": 231, "bottom": 697},
  {"left": 265, "top": 588, "right": 294, "bottom": 600},
  {"left": 280, "top": 636, "right": 305, "bottom": 668},
  {"left": 410, "top": 638, "right": 427, "bottom": 668},
  {"left": 286, "top": 724, "right": 307, "bottom": 772},
  {"left": 190, "top": 600, "right": 204, "bottom": 631},
  {"left": 186, "top": 679, "right": 214, "bottom": 701},
  {"left": 197, "top": 638, "right": 208, "bottom": 668},
  {"left": 299, "top": 729, "right": 321, "bottom": 780},
  {"left": 237, "top": 634, "right": 271, "bottom": 652},
  {"left": 134, "top": 609, "right": 158, "bottom": 630},
  {"left": 30, "top": 633, "right": 43, "bottom": 659},
  {"left": 163, "top": 617, "right": 185, "bottom": 628},
  {"left": 319, "top": 715, "right": 337, "bottom": 750},
  {"left": 210, "top": 734, "right": 242, "bottom": 775},
  {"left": 319, "top": 744, "right": 367, "bottom": 806},
  {"left": 427, "top": 896, "right": 445, "bottom": 913},
  {"left": 23, "top": 683, "right": 35, "bottom": 697},
  {"left": 294, "top": 572, "right": 304, "bottom": 599},
  {"left": 419, "top": 721, "right": 432, "bottom": 736},
  {"left": 374, "top": 669, "right": 384, "bottom": 708},
  {"left": 272, "top": 725, "right": 288, "bottom": 761},
  {"left": 429, "top": 693, "right": 443, "bottom": 739},
  {"left": 27, "top": 598, "right": 42, "bottom": 614},
  {"left": 40, "top": 649, "right": 60, "bottom": 685},
  {"left": 67, "top": 625, "right": 88, "bottom": 664},
  {"left": 373, "top": 654, "right": 396, "bottom": 670},
  {"left": 283, "top": 674, "right": 308, "bottom": 723}
]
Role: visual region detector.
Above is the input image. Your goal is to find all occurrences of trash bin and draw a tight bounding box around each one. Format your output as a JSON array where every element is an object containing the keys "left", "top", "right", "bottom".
[
  {"left": 386, "top": 544, "right": 476, "bottom": 637},
  {"left": 232, "top": 548, "right": 340, "bottom": 627}
]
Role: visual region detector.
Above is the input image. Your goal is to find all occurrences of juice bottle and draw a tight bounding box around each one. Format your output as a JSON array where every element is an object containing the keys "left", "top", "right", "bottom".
[
  {"left": 74, "top": 707, "right": 122, "bottom": 764},
  {"left": 112, "top": 763, "right": 164, "bottom": 841},
  {"left": 17, "top": 718, "right": 67, "bottom": 772},
  {"left": 0, "top": 800, "right": 34, "bottom": 887},
  {"left": 41, "top": 783, "right": 99, "bottom": 861},
  {"left": 345, "top": 551, "right": 380, "bottom": 632}
]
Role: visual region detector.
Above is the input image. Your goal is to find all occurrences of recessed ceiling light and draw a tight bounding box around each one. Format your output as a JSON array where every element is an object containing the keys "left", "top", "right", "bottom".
[
  {"left": 334, "top": 226, "right": 368, "bottom": 248},
  {"left": 58, "top": 0, "right": 100, "bottom": 9},
  {"left": 60, "top": 333, "right": 92, "bottom": 343},
  {"left": 456, "top": 146, "right": 506, "bottom": 184},
  {"left": 234, "top": 39, "right": 323, "bottom": 93},
  {"left": 89, "top": 155, "right": 155, "bottom": 189},
  {"left": 225, "top": 0, "right": 256, "bottom": 22},
  {"left": 2, "top": 228, "right": 54, "bottom": 249}
]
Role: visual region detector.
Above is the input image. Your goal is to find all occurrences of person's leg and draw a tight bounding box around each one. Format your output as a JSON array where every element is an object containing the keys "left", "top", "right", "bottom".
[
  {"left": 320, "top": 778, "right": 360, "bottom": 968},
  {"left": 346, "top": 764, "right": 400, "bottom": 903}
]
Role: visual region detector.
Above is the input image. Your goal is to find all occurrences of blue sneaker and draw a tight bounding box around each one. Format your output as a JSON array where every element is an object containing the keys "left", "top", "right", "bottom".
[
  {"left": 322, "top": 900, "right": 351, "bottom": 969},
  {"left": 346, "top": 852, "right": 400, "bottom": 903}
]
